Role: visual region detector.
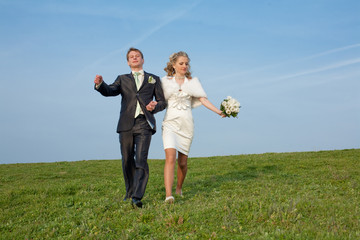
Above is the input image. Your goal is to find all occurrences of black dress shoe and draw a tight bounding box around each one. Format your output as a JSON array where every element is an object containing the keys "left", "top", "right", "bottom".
[
  {"left": 123, "top": 196, "right": 129, "bottom": 201},
  {"left": 132, "top": 198, "right": 143, "bottom": 208}
]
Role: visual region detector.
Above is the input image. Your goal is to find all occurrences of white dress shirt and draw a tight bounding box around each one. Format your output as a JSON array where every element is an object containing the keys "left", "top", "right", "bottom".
[{"left": 132, "top": 70, "right": 145, "bottom": 116}]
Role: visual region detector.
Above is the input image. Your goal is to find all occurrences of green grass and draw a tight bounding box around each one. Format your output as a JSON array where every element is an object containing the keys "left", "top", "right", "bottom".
[{"left": 1, "top": 149, "right": 359, "bottom": 239}]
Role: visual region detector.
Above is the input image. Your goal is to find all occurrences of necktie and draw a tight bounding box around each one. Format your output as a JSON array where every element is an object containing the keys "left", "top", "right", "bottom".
[
  {"left": 134, "top": 72, "right": 141, "bottom": 90},
  {"left": 133, "top": 72, "right": 141, "bottom": 117}
]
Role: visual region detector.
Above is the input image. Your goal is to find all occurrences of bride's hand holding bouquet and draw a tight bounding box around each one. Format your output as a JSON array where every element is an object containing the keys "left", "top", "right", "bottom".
[{"left": 220, "top": 96, "right": 241, "bottom": 118}]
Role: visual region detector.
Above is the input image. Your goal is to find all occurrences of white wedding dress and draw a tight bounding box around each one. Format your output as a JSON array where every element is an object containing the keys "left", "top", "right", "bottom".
[{"left": 161, "top": 76, "right": 207, "bottom": 155}]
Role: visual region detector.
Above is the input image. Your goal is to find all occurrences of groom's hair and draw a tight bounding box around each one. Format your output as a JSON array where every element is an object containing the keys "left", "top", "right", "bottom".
[{"left": 126, "top": 47, "right": 144, "bottom": 60}]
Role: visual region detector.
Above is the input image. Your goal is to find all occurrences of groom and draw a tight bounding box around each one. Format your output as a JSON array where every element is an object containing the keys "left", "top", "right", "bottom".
[{"left": 94, "top": 47, "right": 166, "bottom": 208}]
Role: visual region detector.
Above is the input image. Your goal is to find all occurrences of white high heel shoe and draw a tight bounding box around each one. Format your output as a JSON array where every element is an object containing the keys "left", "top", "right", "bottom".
[{"left": 165, "top": 196, "right": 174, "bottom": 203}]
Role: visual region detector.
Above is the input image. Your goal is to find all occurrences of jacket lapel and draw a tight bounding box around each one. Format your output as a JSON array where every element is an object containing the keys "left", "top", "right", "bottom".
[
  {"left": 129, "top": 71, "right": 148, "bottom": 91},
  {"left": 128, "top": 73, "right": 138, "bottom": 92},
  {"left": 140, "top": 72, "right": 149, "bottom": 90}
]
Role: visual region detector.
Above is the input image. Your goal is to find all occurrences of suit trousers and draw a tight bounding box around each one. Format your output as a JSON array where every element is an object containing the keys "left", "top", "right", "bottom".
[{"left": 119, "top": 115, "right": 152, "bottom": 200}]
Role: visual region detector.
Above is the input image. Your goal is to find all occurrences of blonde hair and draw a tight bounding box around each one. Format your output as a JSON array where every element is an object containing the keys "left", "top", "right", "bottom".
[{"left": 164, "top": 51, "right": 192, "bottom": 78}]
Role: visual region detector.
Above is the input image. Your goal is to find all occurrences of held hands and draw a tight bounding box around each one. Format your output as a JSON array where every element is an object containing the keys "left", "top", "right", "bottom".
[
  {"left": 94, "top": 75, "right": 103, "bottom": 85},
  {"left": 146, "top": 101, "right": 158, "bottom": 112}
]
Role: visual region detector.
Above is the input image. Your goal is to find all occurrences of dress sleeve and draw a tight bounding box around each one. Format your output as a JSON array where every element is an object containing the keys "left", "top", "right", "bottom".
[
  {"left": 161, "top": 76, "right": 177, "bottom": 100},
  {"left": 187, "top": 77, "right": 207, "bottom": 108}
]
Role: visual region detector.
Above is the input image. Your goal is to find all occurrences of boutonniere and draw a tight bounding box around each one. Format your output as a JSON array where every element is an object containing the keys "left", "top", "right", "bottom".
[{"left": 148, "top": 76, "right": 156, "bottom": 84}]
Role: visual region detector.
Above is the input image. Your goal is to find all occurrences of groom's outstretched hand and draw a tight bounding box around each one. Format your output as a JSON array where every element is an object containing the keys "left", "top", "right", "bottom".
[
  {"left": 146, "top": 101, "right": 158, "bottom": 112},
  {"left": 94, "top": 75, "right": 103, "bottom": 85}
]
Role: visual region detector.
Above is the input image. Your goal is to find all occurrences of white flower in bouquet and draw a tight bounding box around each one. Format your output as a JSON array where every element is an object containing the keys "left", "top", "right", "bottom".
[{"left": 220, "top": 96, "right": 241, "bottom": 118}]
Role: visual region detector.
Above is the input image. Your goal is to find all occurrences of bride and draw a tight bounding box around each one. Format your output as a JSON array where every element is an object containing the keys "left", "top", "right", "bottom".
[{"left": 161, "top": 51, "right": 225, "bottom": 203}]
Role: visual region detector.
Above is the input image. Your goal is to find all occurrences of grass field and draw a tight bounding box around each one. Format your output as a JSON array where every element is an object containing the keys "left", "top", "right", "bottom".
[{"left": 1, "top": 149, "right": 359, "bottom": 239}]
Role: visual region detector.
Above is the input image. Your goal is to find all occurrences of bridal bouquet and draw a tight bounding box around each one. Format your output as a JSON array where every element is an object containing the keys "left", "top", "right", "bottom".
[{"left": 220, "top": 96, "right": 241, "bottom": 118}]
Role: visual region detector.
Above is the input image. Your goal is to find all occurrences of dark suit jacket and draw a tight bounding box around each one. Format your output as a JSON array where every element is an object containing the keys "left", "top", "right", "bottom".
[{"left": 95, "top": 71, "right": 166, "bottom": 134}]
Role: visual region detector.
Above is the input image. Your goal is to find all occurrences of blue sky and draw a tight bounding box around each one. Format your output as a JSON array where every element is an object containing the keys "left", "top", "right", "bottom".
[{"left": 1, "top": 0, "right": 359, "bottom": 164}]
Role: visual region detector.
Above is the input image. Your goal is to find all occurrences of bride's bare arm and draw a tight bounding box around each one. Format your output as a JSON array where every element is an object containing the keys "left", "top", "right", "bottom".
[{"left": 199, "top": 97, "right": 225, "bottom": 117}]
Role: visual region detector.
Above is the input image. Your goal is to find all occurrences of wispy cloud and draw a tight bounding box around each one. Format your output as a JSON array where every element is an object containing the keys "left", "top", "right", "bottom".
[
  {"left": 0, "top": 1, "right": 132, "bottom": 20},
  {"left": 299, "top": 43, "right": 360, "bottom": 61},
  {"left": 273, "top": 58, "right": 360, "bottom": 82},
  {"left": 213, "top": 42, "right": 360, "bottom": 82},
  {"left": 77, "top": 0, "right": 202, "bottom": 79}
]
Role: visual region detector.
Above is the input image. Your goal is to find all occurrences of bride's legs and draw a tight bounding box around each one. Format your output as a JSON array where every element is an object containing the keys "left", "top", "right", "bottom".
[
  {"left": 164, "top": 148, "right": 176, "bottom": 197},
  {"left": 176, "top": 151, "right": 188, "bottom": 195}
]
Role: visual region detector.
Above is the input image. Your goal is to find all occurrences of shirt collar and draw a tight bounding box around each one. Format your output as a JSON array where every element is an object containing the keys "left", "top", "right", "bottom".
[{"left": 132, "top": 69, "right": 144, "bottom": 75}]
